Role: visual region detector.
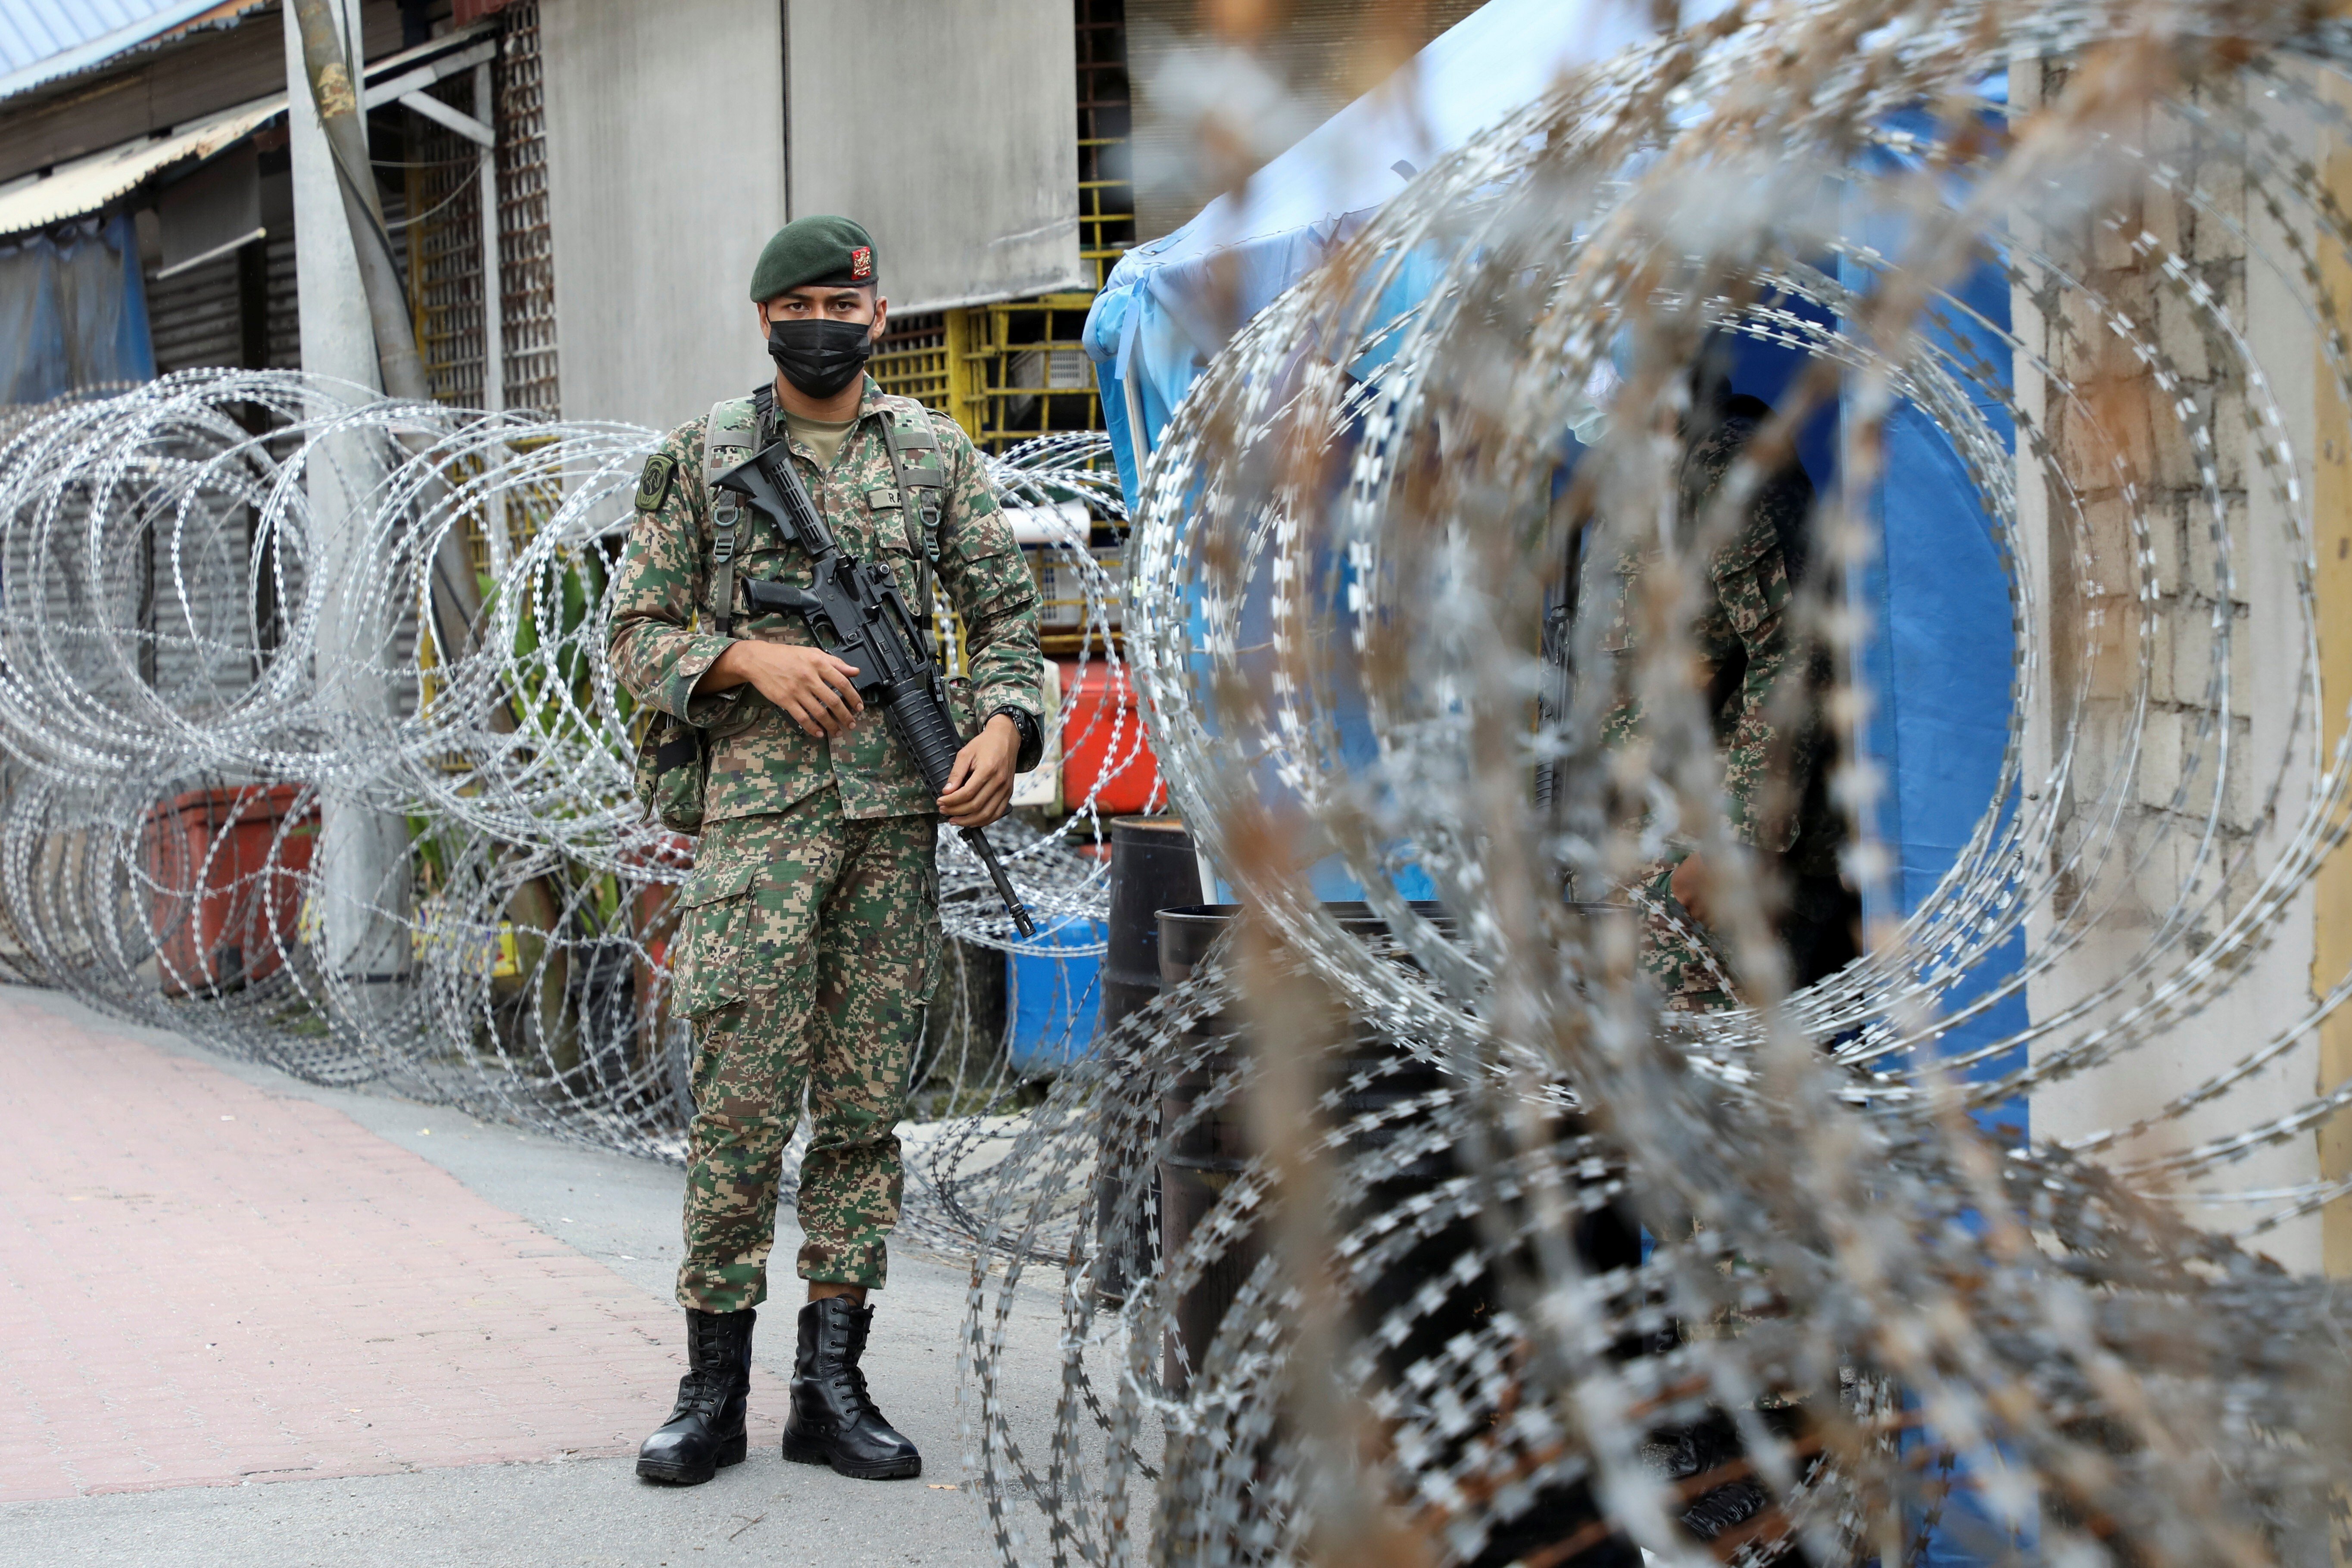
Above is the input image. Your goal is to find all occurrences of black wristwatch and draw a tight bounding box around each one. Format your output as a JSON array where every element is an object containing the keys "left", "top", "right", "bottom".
[{"left": 987, "top": 705, "right": 1039, "bottom": 751}]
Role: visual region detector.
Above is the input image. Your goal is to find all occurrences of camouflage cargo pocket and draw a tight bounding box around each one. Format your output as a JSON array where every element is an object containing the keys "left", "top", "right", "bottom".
[
  {"left": 671, "top": 860, "right": 761, "bottom": 1018},
  {"left": 915, "top": 847, "right": 944, "bottom": 1001}
]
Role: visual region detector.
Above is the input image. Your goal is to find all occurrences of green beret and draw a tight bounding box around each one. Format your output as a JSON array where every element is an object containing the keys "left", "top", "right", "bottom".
[{"left": 749, "top": 215, "right": 877, "bottom": 301}]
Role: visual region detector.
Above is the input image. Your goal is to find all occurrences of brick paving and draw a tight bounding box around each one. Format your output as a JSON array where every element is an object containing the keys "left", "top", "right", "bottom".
[{"left": 0, "top": 997, "right": 787, "bottom": 1501}]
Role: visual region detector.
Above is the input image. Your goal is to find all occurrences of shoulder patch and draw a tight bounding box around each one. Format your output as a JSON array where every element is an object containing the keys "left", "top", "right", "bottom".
[{"left": 634, "top": 454, "right": 676, "bottom": 513}]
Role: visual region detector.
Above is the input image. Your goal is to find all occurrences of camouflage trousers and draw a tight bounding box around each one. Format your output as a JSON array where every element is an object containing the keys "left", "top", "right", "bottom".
[
  {"left": 669, "top": 790, "right": 941, "bottom": 1309},
  {"left": 1632, "top": 860, "right": 1738, "bottom": 1013}
]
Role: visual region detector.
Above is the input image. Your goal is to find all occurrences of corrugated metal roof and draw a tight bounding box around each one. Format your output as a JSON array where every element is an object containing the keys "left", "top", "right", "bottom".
[
  {"left": 0, "top": 22, "right": 495, "bottom": 240},
  {"left": 0, "top": 91, "right": 277, "bottom": 239},
  {"left": 0, "top": 0, "right": 268, "bottom": 103}
]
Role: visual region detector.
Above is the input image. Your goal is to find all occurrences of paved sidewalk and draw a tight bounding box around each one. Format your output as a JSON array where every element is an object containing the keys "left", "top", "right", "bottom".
[
  {"left": 0, "top": 988, "right": 1075, "bottom": 1566},
  {"left": 0, "top": 992, "right": 791, "bottom": 1499}
]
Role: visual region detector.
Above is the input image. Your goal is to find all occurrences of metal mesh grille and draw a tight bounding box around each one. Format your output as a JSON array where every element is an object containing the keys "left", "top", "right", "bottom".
[
  {"left": 492, "top": 0, "right": 558, "bottom": 416},
  {"left": 404, "top": 75, "right": 490, "bottom": 408},
  {"left": 1076, "top": 0, "right": 1133, "bottom": 290}
]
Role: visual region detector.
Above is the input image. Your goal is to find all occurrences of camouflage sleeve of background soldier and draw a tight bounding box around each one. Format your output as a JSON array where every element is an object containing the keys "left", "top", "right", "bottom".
[
  {"left": 928, "top": 410, "right": 1046, "bottom": 773},
  {"left": 1709, "top": 499, "right": 1801, "bottom": 854},
  {"left": 606, "top": 418, "right": 748, "bottom": 728}
]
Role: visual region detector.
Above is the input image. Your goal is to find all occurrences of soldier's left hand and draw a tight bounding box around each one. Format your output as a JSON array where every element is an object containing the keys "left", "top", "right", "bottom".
[
  {"left": 937, "top": 716, "right": 1023, "bottom": 828},
  {"left": 1669, "top": 851, "right": 1714, "bottom": 928}
]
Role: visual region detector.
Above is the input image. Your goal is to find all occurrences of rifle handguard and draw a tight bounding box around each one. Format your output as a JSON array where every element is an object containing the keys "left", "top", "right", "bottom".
[
  {"left": 882, "top": 676, "right": 965, "bottom": 797},
  {"left": 881, "top": 679, "right": 1036, "bottom": 938}
]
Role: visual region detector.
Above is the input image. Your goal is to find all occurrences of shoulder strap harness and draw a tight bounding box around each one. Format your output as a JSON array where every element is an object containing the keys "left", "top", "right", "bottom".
[
  {"left": 700, "top": 395, "right": 760, "bottom": 636},
  {"left": 879, "top": 402, "right": 948, "bottom": 611},
  {"left": 705, "top": 390, "right": 950, "bottom": 637}
]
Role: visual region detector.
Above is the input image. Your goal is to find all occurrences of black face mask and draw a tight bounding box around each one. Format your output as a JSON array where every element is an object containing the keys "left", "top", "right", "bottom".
[{"left": 767, "top": 317, "right": 874, "bottom": 399}]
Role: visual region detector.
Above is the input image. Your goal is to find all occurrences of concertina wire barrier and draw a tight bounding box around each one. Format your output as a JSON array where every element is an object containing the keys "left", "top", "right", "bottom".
[{"left": 15, "top": 4, "right": 2352, "bottom": 1562}]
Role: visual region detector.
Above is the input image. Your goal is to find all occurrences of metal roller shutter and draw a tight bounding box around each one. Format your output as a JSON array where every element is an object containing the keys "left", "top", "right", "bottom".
[{"left": 144, "top": 251, "right": 243, "bottom": 375}]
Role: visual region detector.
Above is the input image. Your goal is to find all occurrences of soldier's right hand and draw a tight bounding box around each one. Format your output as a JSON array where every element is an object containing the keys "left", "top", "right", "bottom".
[{"left": 707, "top": 640, "right": 864, "bottom": 737}]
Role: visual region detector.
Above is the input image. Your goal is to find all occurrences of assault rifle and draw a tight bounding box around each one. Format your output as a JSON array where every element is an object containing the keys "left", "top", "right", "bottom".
[{"left": 714, "top": 442, "right": 1037, "bottom": 937}]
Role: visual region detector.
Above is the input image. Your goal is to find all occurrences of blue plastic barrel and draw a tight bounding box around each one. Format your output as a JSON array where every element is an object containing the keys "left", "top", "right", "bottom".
[{"left": 1006, "top": 914, "right": 1107, "bottom": 1074}]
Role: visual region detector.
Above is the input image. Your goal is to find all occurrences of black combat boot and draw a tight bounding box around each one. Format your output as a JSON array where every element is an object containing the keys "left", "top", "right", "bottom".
[
  {"left": 780, "top": 1296, "right": 922, "bottom": 1479},
  {"left": 636, "top": 1307, "right": 755, "bottom": 1484}
]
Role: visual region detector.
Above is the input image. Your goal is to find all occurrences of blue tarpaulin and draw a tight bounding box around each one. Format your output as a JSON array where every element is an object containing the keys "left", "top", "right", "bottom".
[
  {"left": 1846, "top": 160, "right": 2030, "bottom": 1139},
  {"left": 0, "top": 212, "right": 155, "bottom": 403},
  {"left": 1079, "top": 8, "right": 2031, "bottom": 1553}
]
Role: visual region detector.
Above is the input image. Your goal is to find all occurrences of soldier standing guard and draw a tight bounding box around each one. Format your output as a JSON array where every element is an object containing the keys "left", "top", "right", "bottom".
[
  {"left": 1587, "top": 383, "right": 1828, "bottom": 1010},
  {"left": 608, "top": 216, "right": 1043, "bottom": 1485}
]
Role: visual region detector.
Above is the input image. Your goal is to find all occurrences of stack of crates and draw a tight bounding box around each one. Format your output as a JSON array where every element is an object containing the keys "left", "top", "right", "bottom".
[
  {"left": 1001, "top": 498, "right": 1120, "bottom": 656},
  {"left": 869, "top": 297, "right": 1107, "bottom": 453}
]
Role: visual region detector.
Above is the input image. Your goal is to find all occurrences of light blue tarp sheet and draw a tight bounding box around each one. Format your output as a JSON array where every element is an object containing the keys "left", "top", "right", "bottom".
[
  {"left": 1083, "top": 0, "right": 1714, "bottom": 909},
  {"left": 1842, "top": 111, "right": 2028, "bottom": 1135},
  {"left": 1082, "top": 0, "right": 1709, "bottom": 510},
  {"left": 0, "top": 213, "right": 155, "bottom": 403}
]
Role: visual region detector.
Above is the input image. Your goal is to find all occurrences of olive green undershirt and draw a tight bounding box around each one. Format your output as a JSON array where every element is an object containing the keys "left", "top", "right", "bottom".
[{"left": 784, "top": 410, "right": 857, "bottom": 472}]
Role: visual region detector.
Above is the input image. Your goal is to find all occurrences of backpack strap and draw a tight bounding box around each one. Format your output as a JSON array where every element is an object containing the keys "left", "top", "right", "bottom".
[
  {"left": 702, "top": 396, "right": 759, "bottom": 636},
  {"left": 879, "top": 402, "right": 948, "bottom": 612}
]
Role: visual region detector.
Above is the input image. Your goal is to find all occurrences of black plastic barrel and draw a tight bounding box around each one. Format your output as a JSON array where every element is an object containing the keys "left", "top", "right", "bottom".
[
  {"left": 1151, "top": 901, "right": 1667, "bottom": 1564},
  {"left": 1156, "top": 899, "right": 1646, "bottom": 1565},
  {"left": 1099, "top": 817, "right": 1203, "bottom": 1037},
  {"left": 1154, "top": 901, "right": 1456, "bottom": 1391},
  {"left": 1092, "top": 817, "right": 1203, "bottom": 1304},
  {"left": 1153, "top": 901, "right": 1249, "bottom": 1392}
]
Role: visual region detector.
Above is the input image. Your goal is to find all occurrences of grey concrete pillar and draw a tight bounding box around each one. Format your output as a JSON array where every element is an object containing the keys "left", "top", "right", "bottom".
[
  {"left": 284, "top": 0, "right": 375, "bottom": 398},
  {"left": 284, "top": 0, "right": 412, "bottom": 989}
]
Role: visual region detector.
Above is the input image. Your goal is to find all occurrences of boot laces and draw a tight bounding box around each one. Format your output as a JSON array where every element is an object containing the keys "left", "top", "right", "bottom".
[
  {"left": 823, "top": 1312, "right": 881, "bottom": 1418},
  {"left": 675, "top": 1362, "right": 737, "bottom": 1418},
  {"left": 833, "top": 1359, "right": 878, "bottom": 1416},
  {"left": 675, "top": 1321, "right": 747, "bottom": 1417}
]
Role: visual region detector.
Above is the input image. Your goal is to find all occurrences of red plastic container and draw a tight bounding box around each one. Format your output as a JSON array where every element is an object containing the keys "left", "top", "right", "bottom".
[
  {"left": 1059, "top": 660, "right": 1165, "bottom": 815},
  {"left": 622, "top": 831, "right": 696, "bottom": 973},
  {"left": 143, "top": 784, "right": 316, "bottom": 995}
]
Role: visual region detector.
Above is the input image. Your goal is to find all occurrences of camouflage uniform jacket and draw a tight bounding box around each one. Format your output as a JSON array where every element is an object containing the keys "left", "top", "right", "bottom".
[
  {"left": 608, "top": 377, "right": 1044, "bottom": 824},
  {"left": 1592, "top": 413, "right": 1813, "bottom": 857}
]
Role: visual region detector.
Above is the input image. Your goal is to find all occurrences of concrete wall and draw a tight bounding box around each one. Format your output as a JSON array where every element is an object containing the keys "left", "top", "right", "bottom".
[
  {"left": 786, "top": 0, "right": 1083, "bottom": 313},
  {"left": 2016, "top": 62, "right": 2325, "bottom": 1270},
  {"left": 539, "top": 0, "right": 787, "bottom": 433},
  {"left": 2312, "top": 74, "right": 2352, "bottom": 1275}
]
